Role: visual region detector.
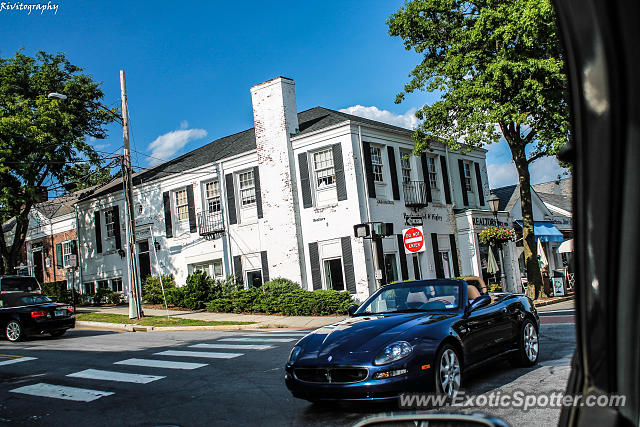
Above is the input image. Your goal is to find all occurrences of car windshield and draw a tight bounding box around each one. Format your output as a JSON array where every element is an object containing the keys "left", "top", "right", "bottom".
[
  {"left": 356, "top": 282, "right": 461, "bottom": 314},
  {"left": 1, "top": 277, "right": 40, "bottom": 293},
  {"left": 2, "top": 294, "right": 52, "bottom": 307}
]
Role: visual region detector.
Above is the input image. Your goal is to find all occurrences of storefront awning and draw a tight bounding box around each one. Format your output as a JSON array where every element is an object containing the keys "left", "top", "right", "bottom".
[{"left": 514, "top": 221, "right": 565, "bottom": 242}]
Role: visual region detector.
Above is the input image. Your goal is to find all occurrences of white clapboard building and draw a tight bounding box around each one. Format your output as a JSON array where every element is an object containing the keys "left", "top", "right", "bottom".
[{"left": 75, "top": 77, "right": 520, "bottom": 301}]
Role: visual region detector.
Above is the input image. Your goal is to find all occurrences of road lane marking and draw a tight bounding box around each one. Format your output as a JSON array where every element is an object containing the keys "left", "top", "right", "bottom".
[
  {"left": 0, "top": 357, "right": 37, "bottom": 366},
  {"left": 238, "top": 333, "right": 307, "bottom": 337},
  {"left": 10, "top": 383, "right": 113, "bottom": 402},
  {"left": 114, "top": 358, "right": 207, "bottom": 370},
  {"left": 219, "top": 337, "right": 296, "bottom": 343},
  {"left": 67, "top": 369, "right": 165, "bottom": 384},
  {"left": 154, "top": 350, "right": 242, "bottom": 359},
  {"left": 190, "top": 343, "right": 274, "bottom": 350}
]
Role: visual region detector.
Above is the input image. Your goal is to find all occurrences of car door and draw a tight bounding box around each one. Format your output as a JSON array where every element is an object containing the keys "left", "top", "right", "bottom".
[{"left": 458, "top": 302, "right": 510, "bottom": 365}]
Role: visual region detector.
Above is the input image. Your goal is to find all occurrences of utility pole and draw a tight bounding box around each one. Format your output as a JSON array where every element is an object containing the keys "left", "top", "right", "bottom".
[{"left": 120, "top": 70, "right": 142, "bottom": 319}]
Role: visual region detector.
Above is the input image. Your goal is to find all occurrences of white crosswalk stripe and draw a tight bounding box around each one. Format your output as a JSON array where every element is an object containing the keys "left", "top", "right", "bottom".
[
  {"left": 219, "top": 337, "right": 296, "bottom": 343},
  {"left": 67, "top": 369, "right": 165, "bottom": 384},
  {"left": 114, "top": 358, "right": 207, "bottom": 370},
  {"left": 0, "top": 356, "right": 37, "bottom": 366},
  {"left": 237, "top": 333, "right": 307, "bottom": 337},
  {"left": 190, "top": 343, "right": 274, "bottom": 350},
  {"left": 154, "top": 350, "right": 243, "bottom": 359},
  {"left": 10, "top": 383, "right": 114, "bottom": 402}
]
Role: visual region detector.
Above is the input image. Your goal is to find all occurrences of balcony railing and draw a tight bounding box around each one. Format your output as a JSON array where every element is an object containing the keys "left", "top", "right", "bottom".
[
  {"left": 403, "top": 181, "right": 428, "bottom": 208},
  {"left": 197, "top": 210, "right": 224, "bottom": 237}
]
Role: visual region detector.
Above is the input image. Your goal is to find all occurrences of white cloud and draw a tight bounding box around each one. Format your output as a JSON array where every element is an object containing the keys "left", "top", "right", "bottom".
[
  {"left": 339, "top": 105, "right": 420, "bottom": 130},
  {"left": 147, "top": 125, "right": 208, "bottom": 165},
  {"left": 487, "top": 161, "right": 519, "bottom": 188}
]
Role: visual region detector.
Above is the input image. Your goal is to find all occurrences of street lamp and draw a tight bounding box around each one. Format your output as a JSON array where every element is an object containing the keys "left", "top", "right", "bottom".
[{"left": 487, "top": 192, "right": 508, "bottom": 291}]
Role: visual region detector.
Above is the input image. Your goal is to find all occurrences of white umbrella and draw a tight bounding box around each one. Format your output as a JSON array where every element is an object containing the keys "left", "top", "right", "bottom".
[
  {"left": 487, "top": 246, "right": 499, "bottom": 275},
  {"left": 557, "top": 239, "right": 574, "bottom": 253},
  {"left": 537, "top": 238, "right": 549, "bottom": 268}
]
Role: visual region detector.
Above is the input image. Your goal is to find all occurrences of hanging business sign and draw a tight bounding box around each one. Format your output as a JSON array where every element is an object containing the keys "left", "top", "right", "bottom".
[{"left": 403, "top": 226, "right": 426, "bottom": 254}]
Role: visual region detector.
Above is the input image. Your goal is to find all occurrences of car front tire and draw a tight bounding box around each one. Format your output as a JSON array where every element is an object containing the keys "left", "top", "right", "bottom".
[
  {"left": 434, "top": 344, "right": 462, "bottom": 399},
  {"left": 512, "top": 318, "right": 539, "bottom": 367},
  {"left": 5, "top": 320, "right": 24, "bottom": 342}
]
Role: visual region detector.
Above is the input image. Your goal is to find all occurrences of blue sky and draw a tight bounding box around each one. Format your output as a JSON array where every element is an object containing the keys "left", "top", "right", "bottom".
[{"left": 0, "top": 0, "right": 567, "bottom": 188}]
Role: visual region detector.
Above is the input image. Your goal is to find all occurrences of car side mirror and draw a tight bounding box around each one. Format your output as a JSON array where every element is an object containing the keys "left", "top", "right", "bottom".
[
  {"left": 466, "top": 294, "right": 491, "bottom": 315},
  {"left": 348, "top": 305, "right": 358, "bottom": 317}
]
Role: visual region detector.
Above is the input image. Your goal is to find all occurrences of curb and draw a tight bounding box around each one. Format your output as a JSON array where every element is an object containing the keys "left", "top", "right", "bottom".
[
  {"left": 534, "top": 295, "right": 574, "bottom": 307},
  {"left": 75, "top": 321, "right": 308, "bottom": 332}
]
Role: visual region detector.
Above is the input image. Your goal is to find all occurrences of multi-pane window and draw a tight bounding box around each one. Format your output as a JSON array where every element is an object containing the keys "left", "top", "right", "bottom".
[
  {"left": 205, "top": 181, "right": 221, "bottom": 213},
  {"left": 400, "top": 153, "right": 412, "bottom": 184},
  {"left": 111, "top": 278, "right": 123, "bottom": 292},
  {"left": 104, "top": 210, "right": 116, "bottom": 238},
  {"left": 463, "top": 162, "right": 473, "bottom": 192},
  {"left": 426, "top": 156, "right": 439, "bottom": 189},
  {"left": 190, "top": 260, "right": 224, "bottom": 278},
  {"left": 239, "top": 171, "right": 256, "bottom": 206},
  {"left": 175, "top": 189, "right": 189, "bottom": 221},
  {"left": 97, "top": 280, "right": 109, "bottom": 290},
  {"left": 62, "top": 241, "right": 72, "bottom": 268},
  {"left": 370, "top": 146, "right": 384, "bottom": 182},
  {"left": 313, "top": 149, "right": 335, "bottom": 188}
]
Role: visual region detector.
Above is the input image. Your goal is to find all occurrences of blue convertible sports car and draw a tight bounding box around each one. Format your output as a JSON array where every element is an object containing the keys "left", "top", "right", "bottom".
[{"left": 285, "top": 279, "right": 540, "bottom": 402}]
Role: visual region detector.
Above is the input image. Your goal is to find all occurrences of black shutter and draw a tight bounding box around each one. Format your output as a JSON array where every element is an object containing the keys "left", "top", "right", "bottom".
[
  {"left": 55, "top": 243, "right": 63, "bottom": 268},
  {"left": 440, "top": 156, "right": 452, "bottom": 204},
  {"left": 233, "top": 255, "right": 243, "bottom": 284},
  {"left": 225, "top": 174, "right": 237, "bottom": 225},
  {"left": 341, "top": 237, "right": 356, "bottom": 293},
  {"left": 94, "top": 211, "right": 102, "bottom": 254},
  {"left": 431, "top": 233, "right": 445, "bottom": 279},
  {"left": 458, "top": 159, "right": 469, "bottom": 206},
  {"left": 396, "top": 234, "right": 408, "bottom": 280},
  {"left": 112, "top": 205, "right": 121, "bottom": 250},
  {"left": 261, "top": 250, "right": 269, "bottom": 282},
  {"left": 309, "top": 242, "right": 321, "bottom": 290},
  {"left": 186, "top": 185, "right": 197, "bottom": 233},
  {"left": 387, "top": 146, "right": 400, "bottom": 200},
  {"left": 254, "top": 166, "right": 263, "bottom": 218},
  {"left": 420, "top": 154, "right": 433, "bottom": 203},
  {"left": 474, "top": 162, "right": 485, "bottom": 206},
  {"left": 412, "top": 253, "right": 421, "bottom": 280},
  {"left": 332, "top": 144, "right": 347, "bottom": 201},
  {"left": 298, "top": 152, "right": 313, "bottom": 208},
  {"left": 362, "top": 140, "right": 376, "bottom": 198},
  {"left": 163, "top": 192, "right": 173, "bottom": 238},
  {"left": 449, "top": 234, "right": 460, "bottom": 277}
]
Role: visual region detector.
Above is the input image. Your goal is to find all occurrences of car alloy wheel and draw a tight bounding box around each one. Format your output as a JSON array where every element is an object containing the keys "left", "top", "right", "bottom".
[
  {"left": 524, "top": 322, "right": 539, "bottom": 363},
  {"left": 6, "top": 320, "right": 23, "bottom": 342},
  {"left": 438, "top": 347, "right": 461, "bottom": 399}
]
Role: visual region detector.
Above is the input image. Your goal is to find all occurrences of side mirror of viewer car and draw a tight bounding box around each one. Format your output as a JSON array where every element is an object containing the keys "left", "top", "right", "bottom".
[
  {"left": 465, "top": 294, "right": 492, "bottom": 315},
  {"left": 348, "top": 305, "right": 358, "bottom": 317}
]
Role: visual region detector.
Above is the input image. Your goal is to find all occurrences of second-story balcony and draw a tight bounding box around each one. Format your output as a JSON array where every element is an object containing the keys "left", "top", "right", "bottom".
[
  {"left": 403, "top": 181, "right": 429, "bottom": 208},
  {"left": 197, "top": 210, "right": 224, "bottom": 237}
]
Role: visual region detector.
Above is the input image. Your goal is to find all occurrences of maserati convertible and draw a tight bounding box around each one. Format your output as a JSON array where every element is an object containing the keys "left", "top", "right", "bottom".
[{"left": 284, "top": 278, "right": 539, "bottom": 402}]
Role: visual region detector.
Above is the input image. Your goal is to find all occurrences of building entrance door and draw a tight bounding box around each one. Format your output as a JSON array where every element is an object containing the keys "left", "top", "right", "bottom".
[
  {"left": 33, "top": 249, "right": 44, "bottom": 283},
  {"left": 137, "top": 241, "right": 152, "bottom": 283}
]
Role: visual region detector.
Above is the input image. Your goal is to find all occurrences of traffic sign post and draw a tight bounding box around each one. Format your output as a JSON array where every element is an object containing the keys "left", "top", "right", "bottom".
[{"left": 403, "top": 226, "right": 426, "bottom": 254}]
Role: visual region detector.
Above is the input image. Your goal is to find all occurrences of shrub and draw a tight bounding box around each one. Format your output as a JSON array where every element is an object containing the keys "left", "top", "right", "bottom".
[
  {"left": 489, "top": 283, "right": 503, "bottom": 292},
  {"left": 41, "top": 281, "right": 70, "bottom": 303},
  {"left": 107, "top": 292, "right": 124, "bottom": 305},
  {"left": 261, "top": 278, "right": 300, "bottom": 297},
  {"left": 94, "top": 287, "right": 112, "bottom": 305},
  {"left": 142, "top": 275, "right": 176, "bottom": 304}
]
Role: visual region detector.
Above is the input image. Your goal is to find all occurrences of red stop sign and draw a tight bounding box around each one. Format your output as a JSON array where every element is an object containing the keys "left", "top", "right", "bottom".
[{"left": 403, "top": 227, "right": 424, "bottom": 253}]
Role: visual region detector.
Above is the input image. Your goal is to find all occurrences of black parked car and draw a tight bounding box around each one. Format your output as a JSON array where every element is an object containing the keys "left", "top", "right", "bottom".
[
  {"left": 285, "top": 279, "right": 539, "bottom": 401},
  {"left": 0, "top": 292, "right": 75, "bottom": 342}
]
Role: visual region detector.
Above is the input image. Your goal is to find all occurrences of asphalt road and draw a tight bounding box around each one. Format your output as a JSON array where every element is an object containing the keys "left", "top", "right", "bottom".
[{"left": 0, "top": 320, "right": 575, "bottom": 427}]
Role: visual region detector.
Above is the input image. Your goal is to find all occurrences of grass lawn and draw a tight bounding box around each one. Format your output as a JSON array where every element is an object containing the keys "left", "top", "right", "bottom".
[{"left": 76, "top": 312, "right": 255, "bottom": 327}]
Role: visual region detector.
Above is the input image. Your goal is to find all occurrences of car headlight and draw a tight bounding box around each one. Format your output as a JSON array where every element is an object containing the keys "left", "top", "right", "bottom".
[
  {"left": 288, "top": 346, "right": 303, "bottom": 364},
  {"left": 374, "top": 341, "right": 413, "bottom": 365}
]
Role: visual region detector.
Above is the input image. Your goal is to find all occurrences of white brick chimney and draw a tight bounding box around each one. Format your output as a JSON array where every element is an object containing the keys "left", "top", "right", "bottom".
[{"left": 251, "top": 77, "right": 305, "bottom": 286}]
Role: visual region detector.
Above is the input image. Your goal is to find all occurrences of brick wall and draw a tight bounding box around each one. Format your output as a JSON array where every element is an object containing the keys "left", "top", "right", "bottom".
[{"left": 38, "top": 229, "right": 77, "bottom": 283}]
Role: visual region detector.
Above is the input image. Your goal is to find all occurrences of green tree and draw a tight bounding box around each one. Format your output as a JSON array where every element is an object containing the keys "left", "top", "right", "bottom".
[
  {"left": 388, "top": 0, "right": 569, "bottom": 295},
  {"left": 0, "top": 51, "right": 117, "bottom": 274},
  {"left": 65, "top": 162, "right": 115, "bottom": 192}
]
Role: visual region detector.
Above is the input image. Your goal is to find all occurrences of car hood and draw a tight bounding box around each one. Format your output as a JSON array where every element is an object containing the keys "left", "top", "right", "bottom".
[{"left": 295, "top": 312, "right": 455, "bottom": 365}]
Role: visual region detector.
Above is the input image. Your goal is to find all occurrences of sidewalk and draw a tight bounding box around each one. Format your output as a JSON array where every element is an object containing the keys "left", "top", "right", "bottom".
[{"left": 76, "top": 305, "right": 346, "bottom": 330}]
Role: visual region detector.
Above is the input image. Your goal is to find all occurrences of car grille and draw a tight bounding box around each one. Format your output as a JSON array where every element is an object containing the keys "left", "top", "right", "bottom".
[{"left": 294, "top": 368, "right": 368, "bottom": 384}]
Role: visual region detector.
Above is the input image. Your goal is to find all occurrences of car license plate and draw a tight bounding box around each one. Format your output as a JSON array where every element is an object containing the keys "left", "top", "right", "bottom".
[{"left": 55, "top": 310, "right": 65, "bottom": 317}]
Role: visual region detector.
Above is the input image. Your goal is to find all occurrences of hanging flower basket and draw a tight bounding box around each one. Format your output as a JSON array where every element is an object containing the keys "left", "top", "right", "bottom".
[{"left": 479, "top": 226, "right": 516, "bottom": 245}]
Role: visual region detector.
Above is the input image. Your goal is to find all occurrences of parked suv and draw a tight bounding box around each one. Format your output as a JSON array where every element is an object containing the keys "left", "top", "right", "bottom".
[{"left": 0, "top": 276, "right": 42, "bottom": 294}]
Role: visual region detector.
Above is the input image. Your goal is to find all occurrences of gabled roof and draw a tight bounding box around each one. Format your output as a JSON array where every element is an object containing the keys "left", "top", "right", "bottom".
[
  {"left": 537, "top": 192, "right": 572, "bottom": 213},
  {"left": 80, "top": 106, "right": 414, "bottom": 201},
  {"left": 492, "top": 184, "right": 519, "bottom": 211}
]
